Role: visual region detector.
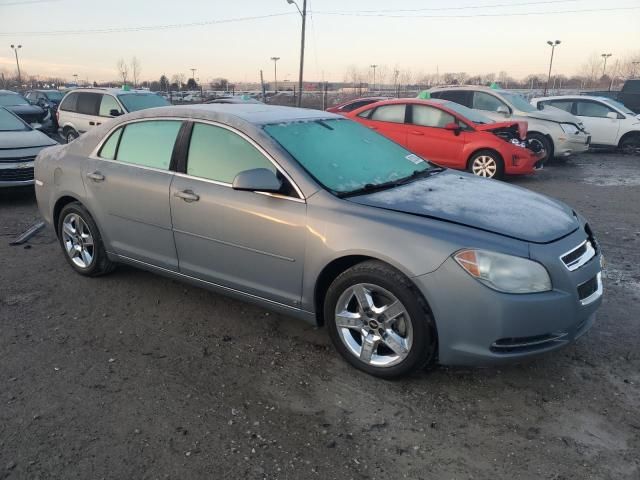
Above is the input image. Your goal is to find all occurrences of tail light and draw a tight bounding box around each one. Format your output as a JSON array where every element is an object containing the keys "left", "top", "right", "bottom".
[{"left": 56, "top": 108, "right": 60, "bottom": 124}]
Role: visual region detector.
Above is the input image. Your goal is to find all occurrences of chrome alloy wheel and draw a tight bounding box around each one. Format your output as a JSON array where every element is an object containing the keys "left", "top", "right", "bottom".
[
  {"left": 61, "top": 213, "right": 95, "bottom": 268},
  {"left": 334, "top": 283, "right": 413, "bottom": 368},
  {"left": 471, "top": 155, "right": 498, "bottom": 178}
]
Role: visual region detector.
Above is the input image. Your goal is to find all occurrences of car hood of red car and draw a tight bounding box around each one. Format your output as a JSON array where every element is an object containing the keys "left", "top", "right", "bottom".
[{"left": 474, "top": 121, "right": 528, "bottom": 140}]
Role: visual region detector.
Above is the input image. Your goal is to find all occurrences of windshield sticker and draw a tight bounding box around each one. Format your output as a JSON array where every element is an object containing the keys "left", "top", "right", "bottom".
[{"left": 406, "top": 154, "right": 423, "bottom": 165}]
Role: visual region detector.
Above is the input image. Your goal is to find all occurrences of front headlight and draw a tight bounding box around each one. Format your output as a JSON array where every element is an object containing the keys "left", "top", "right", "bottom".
[
  {"left": 454, "top": 249, "right": 552, "bottom": 293},
  {"left": 560, "top": 123, "right": 580, "bottom": 135}
]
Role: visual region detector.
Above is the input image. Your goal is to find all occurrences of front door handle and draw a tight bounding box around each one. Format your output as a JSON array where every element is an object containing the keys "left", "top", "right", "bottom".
[
  {"left": 89, "top": 121, "right": 95, "bottom": 126},
  {"left": 87, "top": 171, "right": 105, "bottom": 182},
  {"left": 409, "top": 130, "right": 424, "bottom": 136},
  {"left": 174, "top": 190, "right": 200, "bottom": 202},
  {"left": 368, "top": 126, "right": 378, "bottom": 130}
]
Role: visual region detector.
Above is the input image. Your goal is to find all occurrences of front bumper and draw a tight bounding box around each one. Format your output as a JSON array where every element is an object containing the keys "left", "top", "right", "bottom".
[
  {"left": 504, "top": 148, "right": 544, "bottom": 175},
  {"left": 414, "top": 227, "right": 602, "bottom": 366},
  {"left": 554, "top": 132, "right": 590, "bottom": 157}
]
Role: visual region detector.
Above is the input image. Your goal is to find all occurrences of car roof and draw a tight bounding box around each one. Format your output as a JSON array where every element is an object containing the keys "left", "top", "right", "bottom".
[
  {"left": 532, "top": 95, "right": 611, "bottom": 102},
  {"left": 112, "top": 103, "right": 340, "bottom": 126},
  {"left": 62, "top": 87, "right": 158, "bottom": 95}
]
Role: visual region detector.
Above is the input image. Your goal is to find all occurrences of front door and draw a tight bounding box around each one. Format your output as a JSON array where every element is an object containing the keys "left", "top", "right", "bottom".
[
  {"left": 574, "top": 100, "right": 620, "bottom": 145},
  {"left": 406, "top": 104, "right": 467, "bottom": 168},
  {"left": 170, "top": 122, "right": 307, "bottom": 307},
  {"left": 83, "top": 119, "right": 183, "bottom": 271}
]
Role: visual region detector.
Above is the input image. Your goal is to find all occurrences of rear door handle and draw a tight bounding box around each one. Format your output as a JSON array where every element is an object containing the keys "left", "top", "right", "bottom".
[
  {"left": 368, "top": 126, "right": 378, "bottom": 130},
  {"left": 86, "top": 171, "right": 105, "bottom": 182},
  {"left": 409, "top": 130, "right": 424, "bottom": 136},
  {"left": 89, "top": 121, "right": 95, "bottom": 126},
  {"left": 174, "top": 190, "right": 200, "bottom": 202}
]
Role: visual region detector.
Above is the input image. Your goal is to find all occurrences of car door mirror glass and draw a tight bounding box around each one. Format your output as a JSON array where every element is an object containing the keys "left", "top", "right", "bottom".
[
  {"left": 110, "top": 109, "right": 123, "bottom": 117},
  {"left": 444, "top": 122, "right": 461, "bottom": 133},
  {"left": 232, "top": 168, "right": 282, "bottom": 193},
  {"left": 606, "top": 111, "right": 618, "bottom": 120}
]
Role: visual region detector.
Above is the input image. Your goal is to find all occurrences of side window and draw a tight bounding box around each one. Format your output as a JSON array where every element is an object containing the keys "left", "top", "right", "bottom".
[
  {"left": 99, "top": 95, "right": 122, "bottom": 117},
  {"left": 343, "top": 100, "right": 374, "bottom": 112},
  {"left": 116, "top": 120, "right": 182, "bottom": 170},
  {"left": 473, "top": 92, "right": 507, "bottom": 112},
  {"left": 186, "top": 123, "right": 276, "bottom": 184},
  {"left": 575, "top": 101, "right": 613, "bottom": 118},
  {"left": 370, "top": 104, "right": 406, "bottom": 123},
  {"left": 76, "top": 93, "right": 101, "bottom": 116},
  {"left": 411, "top": 105, "right": 455, "bottom": 128},
  {"left": 545, "top": 100, "right": 573, "bottom": 113},
  {"left": 59, "top": 92, "right": 78, "bottom": 112},
  {"left": 98, "top": 127, "right": 123, "bottom": 160},
  {"left": 433, "top": 90, "right": 472, "bottom": 107}
]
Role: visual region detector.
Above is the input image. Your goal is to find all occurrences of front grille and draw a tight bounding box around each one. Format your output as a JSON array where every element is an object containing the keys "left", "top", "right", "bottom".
[
  {"left": 578, "top": 275, "right": 599, "bottom": 301},
  {"left": 17, "top": 113, "right": 43, "bottom": 124},
  {"left": 491, "top": 332, "right": 568, "bottom": 353},
  {"left": 561, "top": 235, "right": 596, "bottom": 272},
  {"left": 0, "top": 167, "right": 34, "bottom": 182},
  {"left": 0, "top": 155, "right": 36, "bottom": 164}
]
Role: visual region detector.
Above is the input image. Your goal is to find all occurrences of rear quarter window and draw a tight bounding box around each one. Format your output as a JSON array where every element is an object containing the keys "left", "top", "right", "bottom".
[{"left": 60, "top": 92, "right": 79, "bottom": 112}]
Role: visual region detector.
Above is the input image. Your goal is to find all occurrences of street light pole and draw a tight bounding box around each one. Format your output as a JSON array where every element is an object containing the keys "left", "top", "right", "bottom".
[
  {"left": 10, "top": 44, "right": 22, "bottom": 86},
  {"left": 287, "top": 0, "right": 306, "bottom": 107},
  {"left": 544, "top": 40, "right": 561, "bottom": 96},
  {"left": 370, "top": 64, "right": 378, "bottom": 93},
  {"left": 601, "top": 53, "right": 612, "bottom": 77},
  {"left": 270, "top": 57, "right": 280, "bottom": 92}
]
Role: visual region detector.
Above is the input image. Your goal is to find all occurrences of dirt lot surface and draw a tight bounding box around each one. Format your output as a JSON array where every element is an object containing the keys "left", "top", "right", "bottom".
[{"left": 1, "top": 152, "right": 639, "bottom": 480}]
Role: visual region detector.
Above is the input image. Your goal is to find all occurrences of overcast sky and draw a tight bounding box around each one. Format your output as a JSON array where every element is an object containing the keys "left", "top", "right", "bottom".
[{"left": 1, "top": 0, "right": 639, "bottom": 83}]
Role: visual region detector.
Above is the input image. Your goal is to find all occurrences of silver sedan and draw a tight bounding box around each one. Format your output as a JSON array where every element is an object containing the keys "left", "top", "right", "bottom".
[{"left": 35, "top": 104, "right": 603, "bottom": 377}]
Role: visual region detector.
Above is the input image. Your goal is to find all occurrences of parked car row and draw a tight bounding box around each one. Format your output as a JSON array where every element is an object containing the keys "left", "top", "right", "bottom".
[{"left": 32, "top": 103, "right": 604, "bottom": 377}]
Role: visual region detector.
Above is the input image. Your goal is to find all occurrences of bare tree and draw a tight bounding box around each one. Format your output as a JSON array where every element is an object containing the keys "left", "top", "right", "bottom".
[
  {"left": 171, "top": 73, "right": 186, "bottom": 90},
  {"left": 116, "top": 58, "right": 129, "bottom": 85},
  {"left": 579, "top": 52, "right": 602, "bottom": 87},
  {"left": 130, "top": 57, "right": 141, "bottom": 88}
]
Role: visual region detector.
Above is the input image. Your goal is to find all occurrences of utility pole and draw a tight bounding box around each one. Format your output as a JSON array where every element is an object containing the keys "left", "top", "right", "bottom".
[
  {"left": 73, "top": 73, "right": 78, "bottom": 86},
  {"left": 370, "top": 64, "right": 378, "bottom": 93},
  {"left": 270, "top": 57, "right": 280, "bottom": 92},
  {"left": 601, "top": 53, "right": 612, "bottom": 77},
  {"left": 10, "top": 44, "right": 22, "bottom": 86},
  {"left": 260, "top": 69, "right": 267, "bottom": 103},
  {"left": 544, "top": 40, "right": 561, "bottom": 96},
  {"left": 190, "top": 68, "right": 197, "bottom": 89},
  {"left": 287, "top": 0, "right": 306, "bottom": 107}
]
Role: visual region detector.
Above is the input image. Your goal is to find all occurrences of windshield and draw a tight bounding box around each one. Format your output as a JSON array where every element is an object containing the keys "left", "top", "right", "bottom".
[
  {"left": 500, "top": 92, "right": 537, "bottom": 113},
  {"left": 264, "top": 118, "right": 436, "bottom": 194},
  {"left": 601, "top": 98, "right": 635, "bottom": 115},
  {"left": 0, "top": 93, "right": 29, "bottom": 107},
  {"left": 0, "top": 107, "right": 29, "bottom": 131},
  {"left": 44, "top": 91, "right": 64, "bottom": 101},
  {"left": 117, "top": 93, "right": 170, "bottom": 112},
  {"left": 440, "top": 101, "right": 493, "bottom": 124}
]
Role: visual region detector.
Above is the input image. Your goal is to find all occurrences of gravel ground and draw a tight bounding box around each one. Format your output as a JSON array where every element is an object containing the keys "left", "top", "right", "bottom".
[{"left": 1, "top": 152, "right": 639, "bottom": 480}]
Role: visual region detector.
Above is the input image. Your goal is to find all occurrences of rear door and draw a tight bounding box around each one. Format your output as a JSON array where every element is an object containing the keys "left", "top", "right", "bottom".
[
  {"left": 355, "top": 104, "right": 408, "bottom": 145},
  {"left": 406, "top": 104, "right": 467, "bottom": 168},
  {"left": 169, "top": 121, "right": 307, "bottom": 307},
  {"left": 83, "top": 119, "right": 183, "bottom": 270},
  {"left": 574, "top": 99, "right": 620, "bottom": 145}
]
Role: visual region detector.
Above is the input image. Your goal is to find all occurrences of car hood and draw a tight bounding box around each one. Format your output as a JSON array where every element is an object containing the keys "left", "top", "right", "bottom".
[
  {"left": 0, "top": 129, "right": 57, "bottom": 150},
  {"left": 475, "top": 121, "right": 528, "bottom": 140},
  {"left": 522, "top": 107, "right": 579, "bottom": 124},
  {"left": 348, "top": 171, "right": 579, "bottom": 243},
  {"left": 5, "top": 104, "right": 44, "bottom": 116}
]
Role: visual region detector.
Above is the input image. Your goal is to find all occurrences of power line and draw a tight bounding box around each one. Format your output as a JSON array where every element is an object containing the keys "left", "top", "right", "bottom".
[
  {"left": 314, "top": 5, "right": 640, "bottom": 18},
  {"left": 0, "top": 0, "right": 60, "bottom": 5},
  {"left": 0, "top": 12, "right": 297, "bottom": 36},
  {"left": 320, "top": 0, "right": 583, "bottom": 13}
]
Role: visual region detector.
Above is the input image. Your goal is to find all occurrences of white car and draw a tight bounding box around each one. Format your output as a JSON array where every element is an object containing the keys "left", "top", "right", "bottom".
[
  {"left": 57, "top": 88, "right": 170, "bottom": 144},
  {"left": 531, "top": 95, "right": 640, "bottom": 153},
  {"left": 427, "top": 86, "right": 591, "bottom": 162}
]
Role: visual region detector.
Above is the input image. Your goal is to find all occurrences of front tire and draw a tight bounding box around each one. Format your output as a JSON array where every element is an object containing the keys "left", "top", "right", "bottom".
[
  {"left": 527, "top": 132, "right": 552, "bottom": 163},
  {"left": 65, "top": 129, "right": 79, "bottom": 144},
  {"left": 324, "top": 261, "right": 436, "bottom": 378},
  {"left": 619, "top": 134, "right": 640, "bottom": 155},
  {"left": 57, "top": 202, "right": 115, "bottom": 277},
  {"left": 468, "top": 150, "right": 505, "bottom": 179}
]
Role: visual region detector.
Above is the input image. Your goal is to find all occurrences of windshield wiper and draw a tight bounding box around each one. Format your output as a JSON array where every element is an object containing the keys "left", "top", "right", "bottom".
[{"left": 337, "top": 167, "right": 445, "bottom": 198}]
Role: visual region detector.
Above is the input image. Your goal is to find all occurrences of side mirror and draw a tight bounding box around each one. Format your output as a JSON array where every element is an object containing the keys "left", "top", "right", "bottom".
[
  {"left": 444, "top": 122, "right": 461, "bottom": 135},
  {"left": 232, "top": 168, "right": 282, "bottom": 193},
  {"left": 496, "top": 105, "right": 510, "bottom": 115},
  {"left": 606, "top": 111, "right": 619, "bottom": 120},
  {"left": 109, "top": 109, "right": 123, "bottom": 117}
]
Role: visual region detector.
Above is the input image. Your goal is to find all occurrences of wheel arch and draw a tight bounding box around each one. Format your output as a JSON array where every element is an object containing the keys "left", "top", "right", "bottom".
[
  {"left": 618, "top": 130, "right": 640, "bottom": 146},
  {"left": 527, "top": 130, "right": 554, "bottom": 158},
  {"left": 53, "top": 195, "right": 82, "bottom": 236}
]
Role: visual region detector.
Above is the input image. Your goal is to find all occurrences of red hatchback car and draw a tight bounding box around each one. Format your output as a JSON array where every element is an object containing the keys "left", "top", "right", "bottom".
[{"left": 347, "top": 99, "right": 544, "bottom": 179}]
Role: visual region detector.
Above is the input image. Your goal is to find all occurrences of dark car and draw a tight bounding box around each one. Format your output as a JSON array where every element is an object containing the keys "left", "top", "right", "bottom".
[
  {"left": 0, "top": 106, "right": 57, "bottom": 187},
  {"left": 25, "top": 89, "right": 65, "bottom": 129},
  {"left": 0, "top": 90, "right": 47, "bottom": 128},
  {"left": 581, "top": 79, "right": 640, "bottom": 114},
  {"left": 206, "top": 95, "right": 263, "bottom": 104}
]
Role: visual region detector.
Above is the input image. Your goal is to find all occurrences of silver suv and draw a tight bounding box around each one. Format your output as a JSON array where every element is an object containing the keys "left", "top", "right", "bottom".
[
  {"left": 57, "top": 88, "right": 170, "bottom": 144},
  {"left": 428, "top": 86, "right": 590, "bottom": 162}
]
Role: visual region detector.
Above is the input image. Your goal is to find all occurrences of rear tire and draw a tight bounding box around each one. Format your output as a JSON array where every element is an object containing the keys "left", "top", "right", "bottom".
[
  {"left": 57, "top": 202, "right": 115, "bottom": 277},
  {"left": 467, "top": 150, "right": 505, "bottom": 179},
  {"left": 65, "top": 129, "right": 79, "bottom": 144},
  {"left": 324, "top": 260, "right": 436, "bottom": 378}
]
